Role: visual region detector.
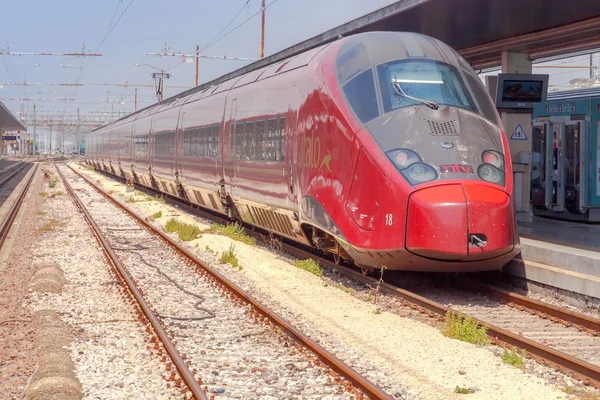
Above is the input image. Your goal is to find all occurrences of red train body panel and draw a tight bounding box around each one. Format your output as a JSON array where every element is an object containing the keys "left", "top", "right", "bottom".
[{"left": 86, "top": 32, "right": 520, "bottom": 272}]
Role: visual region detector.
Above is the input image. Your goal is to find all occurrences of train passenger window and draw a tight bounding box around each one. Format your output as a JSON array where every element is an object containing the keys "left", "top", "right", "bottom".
[
  {"left": 277, "top": 117, "right": 286, "bottom": 162},
  {"left": 343, "top": 69, "right": 379, "bottom": 123},
  {"left": 255, "top": 120, "right": 266, "bottom": 161},
  {"left": 246, "top": 121, "right": 256, "bottom": 160},
  {"left": 267, "top": 118, "right": 278, "bottom": 161},
  {"left": 211, "top": 125, "right": 220, "bottom": 157}
]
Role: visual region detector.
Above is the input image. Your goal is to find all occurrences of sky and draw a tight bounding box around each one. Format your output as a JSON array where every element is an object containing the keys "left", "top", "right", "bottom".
[
  {"left": 0, "top": 0, "right": 398, "bottom": 149},
  {"left": 1, "top": 0, "right": 599, "bottom": 151}
]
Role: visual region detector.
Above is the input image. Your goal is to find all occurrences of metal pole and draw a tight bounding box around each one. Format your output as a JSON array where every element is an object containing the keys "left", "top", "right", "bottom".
[
  {"left": 591, "top": 53, "right": 594, "bottom": 79},
  {"left": 261, "top": 0, "right": 266, "bottom": 58},
  {"left": 134, "top": 88, "right": 138, "bottom": 112},
  {"left": 160, "top": 76, "right": 164, "bottom": 102},
  {"left": 33, "top": 103, "right": 37, "bottom": 156},
  {"left": 77, "top": 107, "right": 80, "bottom": 155},
  {"left": 195, "top": 45, "right": 199, "bottom": 86}
]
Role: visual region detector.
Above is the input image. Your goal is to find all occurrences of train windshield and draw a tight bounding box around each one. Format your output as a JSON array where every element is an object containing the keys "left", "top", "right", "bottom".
[{"left": 377, "top": 59, "right": 475, "bottom": 114}]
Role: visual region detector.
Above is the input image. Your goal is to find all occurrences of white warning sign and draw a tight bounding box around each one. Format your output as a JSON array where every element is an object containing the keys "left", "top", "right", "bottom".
[{"left": 510, "top": 124, "right": 528, "bottom": 140}]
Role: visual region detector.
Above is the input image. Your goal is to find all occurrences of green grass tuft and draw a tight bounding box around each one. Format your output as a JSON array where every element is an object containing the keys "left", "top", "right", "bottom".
[
  {"left": 48, "top": 178, "right": 58, "bottom": 188},
  {"left": 39, "top": 191, "right": 47, "bottom": 197},
  {"left": 501, "top": 348, "right": 525, "bottom": 368},
  {"left": 152, "top": 210, "right": 163, "bottom": 219},
  {"left": 164, "top": 218, "right": 180, "bottom": 233},
  {"left": 220, "top": 244, "right": 239, "bottom": 268},
  {"left": 125, "top": 195, "right": 142, "bottom": 203},
  {"left": 54, "top": 191, "right": 63, "bottom": 196},
  {"left": 154, "top": 194, "right": 166, "bottom": 204},
  {"left": 443, "top": 311, "right": 490, "bottom": 345},
  {"left": 209, "top": 222, "right": 255, "bottom": 245},
  {"left": 293, "top": 258, "right": 323, "bottom": 277},
  {"left": 454, "top": 386, "right": 475, "bottom": 394},
  {"left": 163, "top": 218, "right": 202, "bottom": 241},
  {"left": 178, "top": 223, "right": 202, "bottom": 242}
]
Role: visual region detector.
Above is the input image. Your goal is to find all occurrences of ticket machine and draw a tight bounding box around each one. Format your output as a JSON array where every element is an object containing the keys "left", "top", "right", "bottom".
[{"left": 532, "top": 98, "right": 600, "bottom": 222}]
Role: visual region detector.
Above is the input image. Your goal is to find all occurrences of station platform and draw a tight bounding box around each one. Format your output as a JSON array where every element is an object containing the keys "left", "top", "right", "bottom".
[{"left": 503, "top": 213, "right": 600, "bottom": 299}]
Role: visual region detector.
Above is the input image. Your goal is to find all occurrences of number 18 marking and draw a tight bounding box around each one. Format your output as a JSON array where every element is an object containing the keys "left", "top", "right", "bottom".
[{"left": 385, "top": 213, "right": 393, "bottom": 226}]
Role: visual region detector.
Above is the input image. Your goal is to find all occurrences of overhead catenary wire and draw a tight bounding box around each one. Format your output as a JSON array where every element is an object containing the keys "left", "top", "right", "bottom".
[{"left": 198, "top": 0, "right": 282, "bottom": 55}]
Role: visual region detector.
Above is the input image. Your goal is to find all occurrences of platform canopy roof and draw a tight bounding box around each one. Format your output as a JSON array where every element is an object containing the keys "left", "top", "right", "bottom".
[
  {"left": 262, "top": 0, "right": 600, "bottom": 70},
  {"left": 100, "top": 0, "right": 600, "bottom": 128},
  {"left": 0, "top": 101, "right": 25, "bottom": 132}
]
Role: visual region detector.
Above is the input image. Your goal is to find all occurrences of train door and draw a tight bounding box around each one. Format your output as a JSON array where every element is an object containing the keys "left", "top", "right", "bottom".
[
  {"left": 550, "top": 122, "right": 566, "bottom": 212},
  {"left": 531, "top": 122, "right": 549, "bottom": 208},
  {"left": 564, "top": 121, "right": 585, "bottom": 212},
  {"left": 224, "top": 99, "right": 237, "bottom": 196},
  {"left": 285, "top": 115, "right": 296, "bottom": 204}
]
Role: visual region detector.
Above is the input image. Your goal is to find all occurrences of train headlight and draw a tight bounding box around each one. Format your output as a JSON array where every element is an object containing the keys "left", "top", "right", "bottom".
[
  {"left": 477, "top": 163, "right": 504, "bottom": 185},
  {"left": 387, "top": 149, "right": 421, "bottom": 170},
  {"left": 402, "top": 162, "right": 438, "bottom": 185},
  {"left": 387, "top": 149, "right": 437, "bottom": 185},
  {"left": 481, "top": 150, "right": 505, "bottom": 170}
]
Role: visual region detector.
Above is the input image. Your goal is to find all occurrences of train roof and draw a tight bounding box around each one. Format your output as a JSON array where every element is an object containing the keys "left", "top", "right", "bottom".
[
  {"left": 546, "top": 87, "right": 600, "bottom": 101},
  {"left": 93, "top": 30, "right": 442, "bottom": 133}
]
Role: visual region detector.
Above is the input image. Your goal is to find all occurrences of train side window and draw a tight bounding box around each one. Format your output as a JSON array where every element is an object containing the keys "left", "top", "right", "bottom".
[
  {"left": 278, "top": 116, "right": 286, "bottom": 162},
  {"left": 267, "top": 118, "right": 278, "bottom": 161},
  {"left": 212, "top": 125, "right": 220, "bottom": 157},
  {"left": 245, "top": 121, "right": 255, "bottom": 160},
  {"left": 343, "top": 69, "right": 379, "bottom": 124},
  {"left": 256, "top": 120, "right": 266, "bottom": 161},
  {"left": 236, "top": 122, "right": 245, "bottom": 160}
]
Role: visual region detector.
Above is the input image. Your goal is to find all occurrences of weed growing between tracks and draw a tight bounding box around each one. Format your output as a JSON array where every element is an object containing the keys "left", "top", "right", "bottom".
[
  {"left": 220, "top": 244, "right": 241, "bottom": 270},
  {"left": 501, "top": 348, "right": 525, "bottom": 368},
  {"left": 443, "top": 312, "right": 490, "bottom": 345},
  {"left": 153, "top": 194, "right": 166, "bottom": 204},
  {"left": 293, "top": 259, "right": 323, "bottom": 277},
  {"left": 164, "top": 218, "right": 203, "bottom": 241},
  {"left": 152, "top": 210, "right": 162, "bottom": 219},
  {"left": 39, "top": 192, "right": 47, "bottom": 197},
  {"left": 38, "top": 219, "right": 64, "bottom": 233},
  {"left": 454, "top": 386, "right": 475, "bottom": 394},
  {"left": 209, "top": 222, "right": 255, "bottom": 245}
]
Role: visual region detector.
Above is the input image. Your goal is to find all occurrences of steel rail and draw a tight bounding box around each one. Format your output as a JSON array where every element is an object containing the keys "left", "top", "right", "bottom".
[
  {"left": 0, "top": 162, "right": 28, "bottom": 189},
  {"left": 65, "top": 163, "right": 393, "bottom": 400},
  {"left": 454, "top": 278, "right": 600, "bottom": 335},
  {"left": 77, "top": 162, "right": 600, "bottom": 388},
  {"left": 55, "top": 165, "right": 209, "bottom": 400},
  {"left": 283, "top": 246, "right": 600, "bottom": 388},
  {"left": 0, "top": 163, "right": 36, "bottom": 251}
]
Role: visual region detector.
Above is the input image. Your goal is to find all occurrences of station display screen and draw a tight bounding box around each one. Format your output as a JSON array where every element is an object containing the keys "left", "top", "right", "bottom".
[{"left": 495, "top": 73, "right": 549, "bottom": 109}]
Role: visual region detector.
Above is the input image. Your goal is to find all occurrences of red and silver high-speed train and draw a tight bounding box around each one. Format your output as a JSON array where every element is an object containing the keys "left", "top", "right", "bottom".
[{"left": 86, "top": 31, "right": 520, "bottom": 273}]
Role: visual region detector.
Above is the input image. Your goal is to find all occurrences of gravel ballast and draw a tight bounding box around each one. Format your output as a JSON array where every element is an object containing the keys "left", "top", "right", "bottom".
[{"left": 72, "top": 162, "right": 577, "bottom": 400}]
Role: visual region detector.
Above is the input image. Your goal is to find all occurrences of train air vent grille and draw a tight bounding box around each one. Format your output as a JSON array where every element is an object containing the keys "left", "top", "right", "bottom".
[
  {"left": 193, "top": 190, "right": 206, "bottom": 206},
  {"left": 249, "top": 206, "right": 295, "bottom": 237},
  {"left": 207, "top": 193, "right": 219, "bottom": 210},
  {"left": 425, "top": 119, "right": 458, "bottom": 136}
]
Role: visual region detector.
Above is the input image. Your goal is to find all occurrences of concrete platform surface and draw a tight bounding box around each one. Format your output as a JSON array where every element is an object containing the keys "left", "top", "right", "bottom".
[{"left": 503, "top": 215, "right": 600, "bottom": 299}]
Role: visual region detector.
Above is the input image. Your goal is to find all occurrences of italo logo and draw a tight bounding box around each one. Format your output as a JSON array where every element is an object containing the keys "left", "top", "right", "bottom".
[{"left": 300, "top": 130, "right": 332, "bottom": 172}]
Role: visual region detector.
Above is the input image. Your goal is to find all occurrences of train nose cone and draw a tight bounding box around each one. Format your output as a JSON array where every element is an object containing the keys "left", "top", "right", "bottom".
[{"left": 405, "top": 184, "right": 514, "bottom": 261}]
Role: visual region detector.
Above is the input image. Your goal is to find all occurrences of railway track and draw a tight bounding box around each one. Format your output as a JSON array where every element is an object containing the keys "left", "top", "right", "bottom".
[
  {"left": 0, "top": 163, "right": 36, "bottom": 250},
  {"left": 72, "top": 161, "right": 600, "bottom": 390},
  {"left": 58, "top": 163, "right": 392, "bottom": 400}
]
